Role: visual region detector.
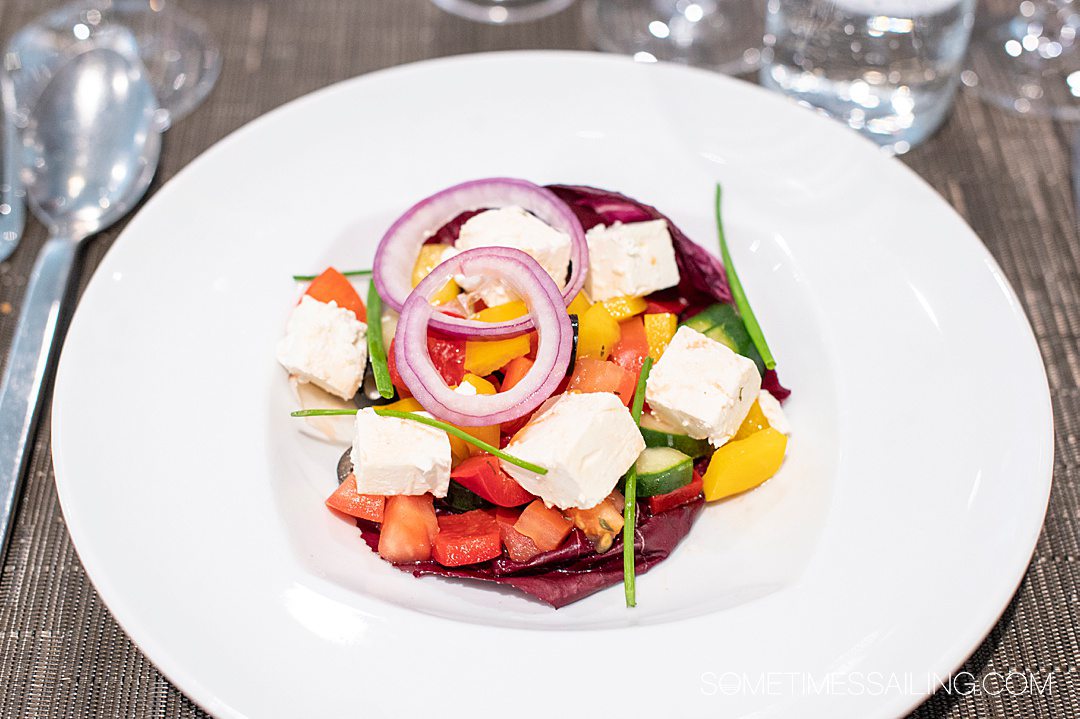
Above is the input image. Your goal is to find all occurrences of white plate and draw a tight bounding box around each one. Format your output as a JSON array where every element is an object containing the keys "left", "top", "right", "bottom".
[{"left": 51, "top": 52, "right": 1052, "bottom": 719}]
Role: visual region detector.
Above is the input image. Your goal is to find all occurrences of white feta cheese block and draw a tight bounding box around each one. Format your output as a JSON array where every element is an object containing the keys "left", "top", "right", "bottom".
[
  {"left": 449, "top": 206, "right": 572, "bottom": 308},
  {"left": 645, "top": 326, "right": 761, "bottom": 448},
  {"left": 500, "top": 392, "right": 646, "bottom": 510},
  {"left": 584, "top": 219, "right": 680, "bottom": 301},
  {"left": 351, "top": 408, "right": 451, "bottom": 497},
  {"left": 276, "top": 295, "right": 368, "bottom": 400},
  {"left": 757, "top": 389, "right": 790, "bottom": 435}
]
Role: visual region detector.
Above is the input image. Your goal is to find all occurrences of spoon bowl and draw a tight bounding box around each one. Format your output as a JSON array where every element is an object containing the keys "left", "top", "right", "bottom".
[
  {"left": 0, "top": 47, "right": 160, "bottom": 560},
  {"left": 23, "top": 47, "right": 159, "bottom": 239}
]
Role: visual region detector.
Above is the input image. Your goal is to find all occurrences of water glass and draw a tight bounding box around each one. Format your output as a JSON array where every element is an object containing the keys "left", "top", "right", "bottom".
[{"left": 761, "top": 0, "right": 975, "bottom": 154}]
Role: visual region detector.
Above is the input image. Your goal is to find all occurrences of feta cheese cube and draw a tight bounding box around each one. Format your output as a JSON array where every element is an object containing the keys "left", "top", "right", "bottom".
[
  {"left": 449, "top": 206, "right": 572, "bottom": 308},
  {"left": 500, "top": 392, "right": 646, "bottom": 509},
  {"left": 351, "top": 408, "right": 451, "bottom": 497},
  {"left": 645, "top": 326, "right": 761, "bottom": 448},
  {"left": 757, "top": 389, "right": 790, "bottom": 435},
  {"left": 584, "top": 219, "right": 680, "bottom": 301},
  {"left": 276, "top": 295, "right": 368, "bottom": 400}
]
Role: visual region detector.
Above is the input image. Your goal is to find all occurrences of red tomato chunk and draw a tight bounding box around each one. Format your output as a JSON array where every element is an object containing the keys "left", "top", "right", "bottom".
[
  {"left": 566, "top": 358, "right": 636, "bottom": 406},
  {"left": 494, "top": 507, "right": 542, "bottom": 562},
  {"left": 451, "top": 455, "right": 534, "bottom": 507},
  {"left": 305, "top": 267, "right": 367, "bottom": 322},
  {"left": 432, "top": 510, "right": 503, "bottom": 567},
  {"left": 325, "top": 475, "right": 385, "bottom": 523},
  {"left": 514, "top": 500, "right": 573, "bottom": 552},
  {"left": 378, "top": 495, "right": 438, "bottom": 563}
]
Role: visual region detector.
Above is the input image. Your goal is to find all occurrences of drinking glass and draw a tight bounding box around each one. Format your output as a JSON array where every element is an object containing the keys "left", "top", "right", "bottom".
[
  {"left": 965, "top": 0, "right": 1080, "bottom": 120},
  {"left": 584, "top": 0, "right": 765, "bottom": 74},
  {"left": 430, "top": 0, "right": 577, "bottom": 23},
  {"left": 7, "top": 0, "right": 220, "bottom": 129},
  {"left": 761, "top": 0, "right": 975, "bottom": 154}
]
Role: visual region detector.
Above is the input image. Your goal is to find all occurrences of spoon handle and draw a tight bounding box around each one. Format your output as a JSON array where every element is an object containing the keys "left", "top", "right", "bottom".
[{"left": 0, "top": 235, "right": 76, "bottom": 559}]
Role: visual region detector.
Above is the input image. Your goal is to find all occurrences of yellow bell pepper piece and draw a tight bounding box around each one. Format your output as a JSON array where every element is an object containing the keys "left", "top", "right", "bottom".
[
  {"left": 460, "top": 373, "right": 497, "bottom": 395},
  {"left": 599, "top": 295, "right": 647, "bottom": 322},
  {"left": 567, "top": 292, "right": 592, "bottom": 317},
  {"left": 412, "top": 244, "right": 459, "bottom": 305},
  {"left": 703, "top": 428, "right": 787, "bottom": 502},
  {"left": 475, "top": 301, "right": 528, "bottom": 323},
  {"left": 576, "top": 303, "right": 621, "bottom": 360},
  {"left": 643, "top": 312, "right": 678, "bottom": 360},
  {"left": 732, "top": 400, "right": 770, "bottom": 441},
  {"left": 448, "top": 373, "right": 500, "bottom": 466},
  {"left": 382, "top": 397, "right": 423, "bottom": 413},
  {"left": 464, "top": 335, "right": 531, "bottom": 376}
]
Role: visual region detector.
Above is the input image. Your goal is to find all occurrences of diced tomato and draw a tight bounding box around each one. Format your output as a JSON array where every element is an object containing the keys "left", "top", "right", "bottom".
[
  {"left": 451, "top": 455, "right": 535, "bottom": 507},
  {"left": 494, "top": 507, "right": 542, "bottom": 562},
  {"left": 305, "top": 268, "right": 366, "bottom": 321},
  {"left": 609, "top": 316, "right": 649, "bottom": 374},
  {"left": 427, "top": 332, "right": 467, "bottom": 386},
  {"left": 514, "top": 500, "right": 573, "bottom": 552},
  {"left": 645, "top": 472, "right": 704, "bottom": 514},
  {"left": 643, "top": 293, "right": 688, "bottom": 317},
  {"left": 432, "top": 510, "right": 502, "bottom": 567},
  {"left": 378, "top": 495, "right": 438, "bottom": 563},
  {"left": 566, "top": 358, "right": 636, "bottom": 406},
  {"left": 500, "top": 356, "right": 534, "bottom": 393},
  {"left": 482, "top": 374, "right": 502, "bottom": 392},
  {"left": 387, "top": 333, "right": 466, "bottom": 393},
  {"left": 325, "top": 474, "right": 384, "bottom": 522}
]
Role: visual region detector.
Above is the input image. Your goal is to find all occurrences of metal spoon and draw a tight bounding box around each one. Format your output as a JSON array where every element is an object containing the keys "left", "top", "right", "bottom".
[
  {"left": 0, "top": 48, "right": 160, "bottom": 557},
  {"left": 0, "top": 24, "right": 146, "bottom": 263}
]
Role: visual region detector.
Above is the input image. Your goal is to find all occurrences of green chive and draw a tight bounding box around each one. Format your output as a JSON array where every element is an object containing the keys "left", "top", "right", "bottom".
[
  {"left": 715, "top": 184, "right": 776, "bottom": 370},
  {"left": 290, "top": 408, "right": 547, "bottom": 475},
  {"left": 366, "top": 281, "right": 395, "bottom": 399},
  {"left": 292, "top": 269, "right": 372, "bottom": 281},
  {"left": 623, "top": 355, "right": 654, "bottom": 608}
]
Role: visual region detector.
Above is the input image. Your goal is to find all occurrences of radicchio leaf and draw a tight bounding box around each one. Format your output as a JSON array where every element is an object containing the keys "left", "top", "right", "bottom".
[
  {"left": 546, "top": 184, "right": 734, "bottom": 310},
  {"left": 359, "top": 499, "right": 703, "bottom": 608}
]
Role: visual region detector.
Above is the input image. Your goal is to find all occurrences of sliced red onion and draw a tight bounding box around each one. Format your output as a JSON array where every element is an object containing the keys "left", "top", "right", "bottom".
[
  {"left": 373, "top": 178, "right": 587, "bottom": 338},
  {"left": 395, "top": 247, "right": 572, "bottom": 426}
]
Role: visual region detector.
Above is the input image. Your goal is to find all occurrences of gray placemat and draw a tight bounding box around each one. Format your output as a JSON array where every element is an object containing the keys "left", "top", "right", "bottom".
[{"left": 0, "top": 0, "right": 1076, "bottom": 716}]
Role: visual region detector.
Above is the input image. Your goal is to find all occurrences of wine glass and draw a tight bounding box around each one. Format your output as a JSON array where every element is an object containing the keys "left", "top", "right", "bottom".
[
  {"left": 965, "top": 0, "right": 1080, "bottom": 120},
  {"left": 583, "top": 0, "right": 765, "bottom": 75},
  {"left": 7, "top": 0, "right": 221, "bottom": 129},
  {"left": 430, "top": 0, "right": 576, "bottom": 24}
]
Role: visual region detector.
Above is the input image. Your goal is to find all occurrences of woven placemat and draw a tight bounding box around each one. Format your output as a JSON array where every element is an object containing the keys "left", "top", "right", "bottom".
[{"left": 0, "top": 0, "right": 1075, "bottom": 716}]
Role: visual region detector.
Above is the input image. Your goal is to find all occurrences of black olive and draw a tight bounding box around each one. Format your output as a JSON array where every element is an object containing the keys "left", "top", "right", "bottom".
[
  {"left": 353, "top": 363, "right": 399, "bottom": 409},
  {"left": 565, "top": 313, "right": 579, "bottom": 377},
  {"left": 336, "top": 448, "right": 353, "bottom": 484}
]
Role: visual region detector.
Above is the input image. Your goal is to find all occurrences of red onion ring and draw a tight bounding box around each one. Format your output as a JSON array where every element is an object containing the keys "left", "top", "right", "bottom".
[
  {"left": 373, "top": 178, "right": 587, "bottom": 338},
  {"left": 395, "top": 247, "right": 573, "bottom": 427}
]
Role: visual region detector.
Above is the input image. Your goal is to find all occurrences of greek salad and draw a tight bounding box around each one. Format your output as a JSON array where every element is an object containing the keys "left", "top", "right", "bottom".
[{"left": 277, "top": 180, "right": 791, "bottom": 608}]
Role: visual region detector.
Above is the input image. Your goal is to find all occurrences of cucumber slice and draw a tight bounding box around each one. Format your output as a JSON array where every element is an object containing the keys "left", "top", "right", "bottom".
[
  {"left": 634, "top": 447, "right": 693, "bottom": 497},
  {"left": 639, "top": 413, "right": 711, "bottom": 459},
  {"left": 680, "top": 304, "right": 766, "bottom": 375}
]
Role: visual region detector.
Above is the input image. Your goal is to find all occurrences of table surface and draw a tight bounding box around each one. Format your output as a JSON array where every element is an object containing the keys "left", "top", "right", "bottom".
[{"left": 0, "top": 1, "right": 1076, "bottom": 717}]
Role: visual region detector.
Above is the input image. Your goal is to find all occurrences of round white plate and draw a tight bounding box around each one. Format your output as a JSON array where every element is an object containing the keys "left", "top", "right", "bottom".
[{"left": 52, "top": 52, "right": 1052, "bottom": 719}]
